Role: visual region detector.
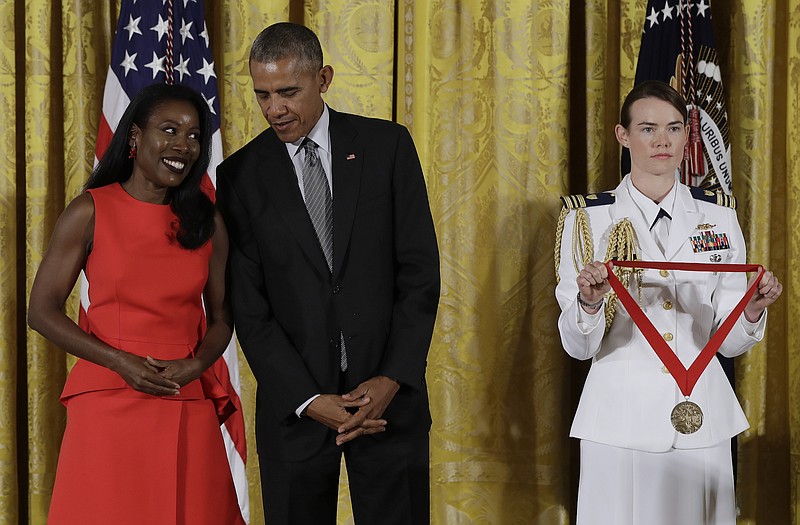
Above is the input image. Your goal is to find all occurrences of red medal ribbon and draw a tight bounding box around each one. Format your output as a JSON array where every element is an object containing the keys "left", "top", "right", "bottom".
[{"left": 605, "top": 261, "right": 764, "bottom": 396}]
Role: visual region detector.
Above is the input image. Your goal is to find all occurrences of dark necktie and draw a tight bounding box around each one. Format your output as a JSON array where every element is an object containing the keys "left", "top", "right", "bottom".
[
  {"left": 301, "top": 139, "right": 333, "bottom": 270},
  {"left": 650, "top": 208, "right": 671, "bottom": 254},
  {"left": 301, "top": 139, "right": 347, "bottom": 371}
]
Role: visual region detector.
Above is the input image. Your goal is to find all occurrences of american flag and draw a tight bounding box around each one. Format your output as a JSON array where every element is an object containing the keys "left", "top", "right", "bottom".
[
  {"left": 623, "top": 0, "right": 732, "bottom": 195},
  {"left": 84, "top": 0, "right": 249, "bottom": 520}
]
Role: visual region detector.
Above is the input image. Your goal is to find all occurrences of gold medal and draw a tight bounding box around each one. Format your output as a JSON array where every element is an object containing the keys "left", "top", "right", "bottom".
[{"left": 670, "top": 400, "right": 704, "bottom": 434}]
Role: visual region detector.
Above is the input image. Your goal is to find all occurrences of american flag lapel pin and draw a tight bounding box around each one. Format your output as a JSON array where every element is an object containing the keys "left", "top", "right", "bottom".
[{"left": 346, "top": 153, "right": 356, "bottom": 160}]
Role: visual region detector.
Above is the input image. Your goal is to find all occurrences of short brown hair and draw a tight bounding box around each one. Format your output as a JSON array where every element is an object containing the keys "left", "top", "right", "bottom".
[{"left": 620, "top": 80, "right": 687, "bottom": 128}]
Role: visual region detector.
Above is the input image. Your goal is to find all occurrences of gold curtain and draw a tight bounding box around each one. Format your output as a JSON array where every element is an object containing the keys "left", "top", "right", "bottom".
[
  {"left": 0, "top": 0, "right": 18, "bottom": 523},
  {"left": 3, "top": 0, "right": 797, "bottom": 524}
]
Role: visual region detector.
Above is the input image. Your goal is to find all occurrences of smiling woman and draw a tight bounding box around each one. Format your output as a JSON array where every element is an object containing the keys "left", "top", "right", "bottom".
[
  {"left": 126, "top": 99, "right": 202, "bottom": 199},
  {"left": 27, "top": 83, "right": 245, "bottom": 525},
  {"left": 85, "top": 83, "right": 216, "bottom": 249}
]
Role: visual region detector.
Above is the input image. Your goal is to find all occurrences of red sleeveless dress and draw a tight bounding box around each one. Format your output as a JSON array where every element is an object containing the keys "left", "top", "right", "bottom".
[{"left": 48, "top": 183, "right": 244, "bottom": 525}]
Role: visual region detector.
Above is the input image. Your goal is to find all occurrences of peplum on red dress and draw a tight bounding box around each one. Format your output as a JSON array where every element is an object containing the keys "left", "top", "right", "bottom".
[{"left": 47, "top": 183, "right": 245, "bottom": 525}]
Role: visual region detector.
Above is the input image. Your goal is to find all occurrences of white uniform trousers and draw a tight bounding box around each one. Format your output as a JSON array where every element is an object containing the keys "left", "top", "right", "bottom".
[{"left": 577, "top": 439, "right": 736, "bottom": 525}]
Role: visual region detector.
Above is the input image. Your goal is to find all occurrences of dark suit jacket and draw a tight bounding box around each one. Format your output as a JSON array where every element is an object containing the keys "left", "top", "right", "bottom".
[{"left": 216, "top": 108, "right": 440, "bottom": 461}]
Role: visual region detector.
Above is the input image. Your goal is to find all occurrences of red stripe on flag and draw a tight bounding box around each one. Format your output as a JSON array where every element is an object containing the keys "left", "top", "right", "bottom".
[
  {"left": 214, "top": 356, "right": 247, "bottom": 462},
  {"left": 201, "top": 173, "right": 216, "bottom": 202},
  {"left": 95, "top": 115, "right": 114, "bottom": 162}
]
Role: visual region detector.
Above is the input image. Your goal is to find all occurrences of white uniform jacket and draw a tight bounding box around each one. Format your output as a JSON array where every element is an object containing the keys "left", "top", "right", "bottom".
[{"left": 555, "top": 175, "right": 766, "bottom": 453}]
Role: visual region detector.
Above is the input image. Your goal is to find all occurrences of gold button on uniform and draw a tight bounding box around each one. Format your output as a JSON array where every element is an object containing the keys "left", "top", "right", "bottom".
[
  {"left": 661, "top": 366, "right": 671, "bottom": 375},
  {"left": 663, "top": 300, "right": 673, "bottom": 310},
  {"left": 663, "top": 332, "right": 673, "bottom": 342},
  {"left": 660, "top": 270, "right": 669, "bottom": 278}
]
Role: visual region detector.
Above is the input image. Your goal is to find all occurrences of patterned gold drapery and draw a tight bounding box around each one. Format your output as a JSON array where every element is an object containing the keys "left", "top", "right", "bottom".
[{"left": 3, "top": 1, "right": 797, "bottom": 524}]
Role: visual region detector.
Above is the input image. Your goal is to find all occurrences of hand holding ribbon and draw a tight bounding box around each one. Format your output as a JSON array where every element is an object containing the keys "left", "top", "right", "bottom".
[
  {"left": 576, "top": 261, "right": 613, "bottom": 311},
  {"left": 744, "top": 270, "right": 782, "bottom": 322}
]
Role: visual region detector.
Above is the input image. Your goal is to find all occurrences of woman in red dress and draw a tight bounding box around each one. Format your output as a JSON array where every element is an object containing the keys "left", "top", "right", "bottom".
[{"left": 29, "top": 83, "right": 245, "bottom": 525}]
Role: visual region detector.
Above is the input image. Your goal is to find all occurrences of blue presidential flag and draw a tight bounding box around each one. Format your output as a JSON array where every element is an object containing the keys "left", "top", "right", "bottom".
[{"left": 624, "top": 0, "right": 732, "bottom": 194}]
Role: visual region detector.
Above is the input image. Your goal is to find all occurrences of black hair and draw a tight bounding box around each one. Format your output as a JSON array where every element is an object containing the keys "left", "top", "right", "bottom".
[
  {"left": 85, "top": 83, "right": 215, "bottom": 250},
  {"left": 620, "top": 80, "right": 688, "bottom": 128},
  {"left": 249, "top": 22, "right": 323, "bottom": 74}
]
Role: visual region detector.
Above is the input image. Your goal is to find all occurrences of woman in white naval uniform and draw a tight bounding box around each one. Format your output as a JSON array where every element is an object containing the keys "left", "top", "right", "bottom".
[{"left": 555, "top": 81, "right": 783, "bottom": 525}]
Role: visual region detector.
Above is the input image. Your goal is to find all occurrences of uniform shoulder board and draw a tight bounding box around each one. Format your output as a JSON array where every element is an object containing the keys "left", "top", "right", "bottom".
[
  {"left": 560, "top": 191, "right": 615, "bottom": 210},
  {"left": 689, "top": 187, "right": 737, "bottom": 209}
]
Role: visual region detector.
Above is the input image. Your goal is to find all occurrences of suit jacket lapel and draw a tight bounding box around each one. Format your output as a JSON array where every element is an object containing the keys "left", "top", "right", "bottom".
[
  {"left": 258, "top": 131, "right": 332, "bottom": 276},
  {"left": 329, "top": 109, "right": 362, "bottom": 279}
]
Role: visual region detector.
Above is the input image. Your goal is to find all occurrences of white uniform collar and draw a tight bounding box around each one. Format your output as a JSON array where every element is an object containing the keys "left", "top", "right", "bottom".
[
  {"left": 613, "top": 175, "right": 705, "bottom": 260},
  {"left": 625, "top": 175, "right": 678, "bottom": 230}
]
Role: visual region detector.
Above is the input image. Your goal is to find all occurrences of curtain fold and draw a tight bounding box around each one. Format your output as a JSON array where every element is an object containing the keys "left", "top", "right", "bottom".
[
  {"left": 720, "top": 0, "right": 792, "bottom": 523},
  {"left": 397, "top": 1, "right": 575, "bottom": 523},
  {"left": 25, "top": 2, "right": 66, "bottom": 522},
  {"left": 0, "top": 1, "right": 19, "bottom": 523},
  {"left": 784, "top": 1, "right": 800, "bottom": 521},
  {"left": 4, "top": 0, "right": 798, "bottom": 523}
]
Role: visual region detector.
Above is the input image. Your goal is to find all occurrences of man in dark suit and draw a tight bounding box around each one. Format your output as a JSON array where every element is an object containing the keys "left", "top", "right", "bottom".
[{"left": 216, "top": 23, "right": 440, "bottom": 524}]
